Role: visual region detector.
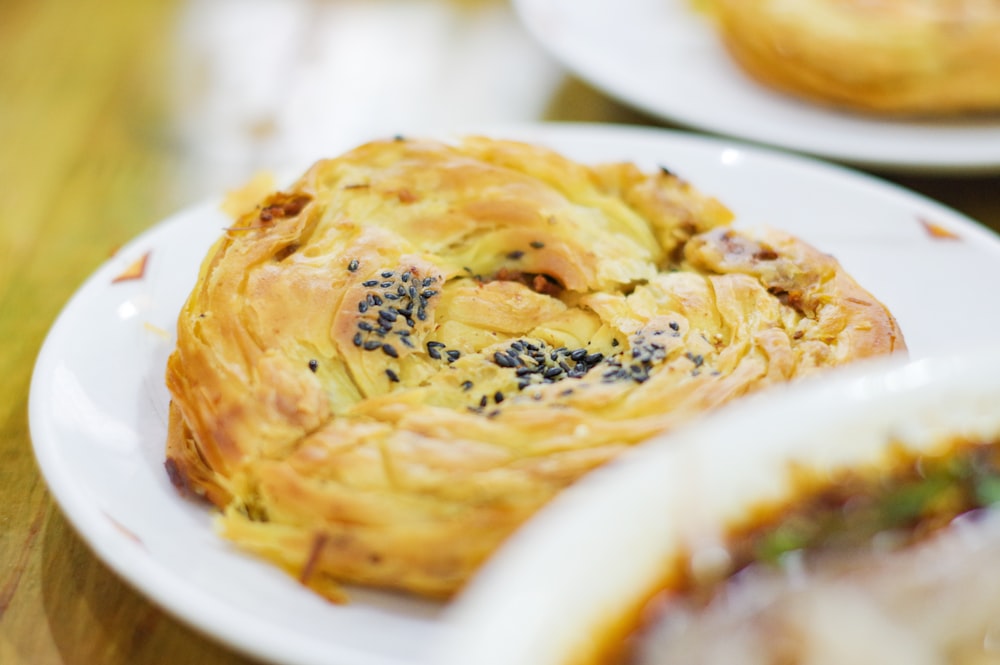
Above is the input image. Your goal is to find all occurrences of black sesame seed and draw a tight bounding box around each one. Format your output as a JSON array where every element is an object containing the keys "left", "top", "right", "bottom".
[
  {"left": 358, "top": 321, "right": 374, "bottom": 332},
  {"left": 544, "top": 366, "right": 563, "bottom": 379},
  {"left": 358, "top": 301, "right": 369, "bottom": 313},
  {"left": 516, "top": 366, "right": 535, "bottom": 376},
  {"left": 517, "top": 379, "right": 530, "bottom": 390},
  {"left": 363, "top": 280, "right": 379, "bottom": 287},
  {"left": 381, "top": 271, "right": 394, "bottom": 278},
  {"left": 585, "top": 353, "right": 604, "bottom": 366},
  {"left": 364, "top": 340, "right": 381, "bottom": 351},
  {"left": 348, "top": 259, "right": 360, "bottom": 272},
  {"left": 686, "top": 352, "right": 704, "bottom": 368},
  {"left": 530, "top": 241, "right": 545, "bottom": 249},
  {"left": 494, "top": 391, "right": 504, "bottom": 403},
  {"left": 408, "top": 286, "right": 418, "bottom": 300},
  {"left": 446, "top": 350, "right": 461, "bottom": 362},
  {"left": 462, "top": 380, "right": 473, "bottom": 391},
  {"left": 385, "top": 368, "right": 400, "bottom": 382},
  {"left": 353, "top": 332, "right": 363, "bottom": 347},
  {"left": 380, "top": 281, "right": 393, "bottom": 288},
  {"left": 397, "top": 285, "right": 406, "bottom": 296},
  {"left": 385, "top": 292, "right": 401, "bottom": 301},
  {"left": 570, "top": 349, "right": 587, "bottom": 361},
  {"left": 669, "top": 321, "right": 680, "bottom": 331},
  {"left": 400, "top": 336, "right": 414, "bottom": 348},
  {"left": 559, "top": 361, "right": 571, "bottom": 373},
  {"left": 494, "top": 352, "right": 516, "bottom": 368},
  {"left": 422, "top": 277, "right": 434, "bottom": 287},
  {"left": 379, "top": 309, "right": 398, "bottom": 323},
  {"left": 401, "top": 272, "right": 410, "bottom": 282},
  {"left": 506, "top": 250, "right": 524, "bottom": 260},
  {"left": 308, "top": 359, "right": 319, "bottom": 372},
  {"left": 421, "top": 289, "right": 438, "bottom": 299},
  {"left": 382, "top": 344, "right": 398, "bottom": 358},
  {"left": 479, "top": 395, "right": 488, "bottom": 408},
  {"left": 417, "top": 307, "right": 427, "bottom": 321},
  {"left": 405, "top": 317, "right": 415, "bottom": 328},
  {"left": 612, "top": 338, "right": 620, "bottom": 347},
  {"left": 370, "top": 294, "right": 382, "bottom": 306}
]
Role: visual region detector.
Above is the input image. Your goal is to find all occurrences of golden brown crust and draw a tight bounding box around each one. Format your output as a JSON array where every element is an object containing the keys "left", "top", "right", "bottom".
[
  {"left": 704, "top": 0, "right": 1000, "bottom": 115},
  {"left": 164, "top": 136, "right": 904, "bottom": 599}
]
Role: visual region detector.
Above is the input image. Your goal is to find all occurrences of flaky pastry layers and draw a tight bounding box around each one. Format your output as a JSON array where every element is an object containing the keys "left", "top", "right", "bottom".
[
  {"left": 164, "top": 136, "right": 904, "bottom": 600},
  {"left": 702, "top": 0, "right": 1000, "bottom": 115}
]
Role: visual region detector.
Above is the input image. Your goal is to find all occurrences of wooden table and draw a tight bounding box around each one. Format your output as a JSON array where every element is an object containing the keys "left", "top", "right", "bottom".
[{"left": 2, "top": 0, "right": 998, "bottom": 663}]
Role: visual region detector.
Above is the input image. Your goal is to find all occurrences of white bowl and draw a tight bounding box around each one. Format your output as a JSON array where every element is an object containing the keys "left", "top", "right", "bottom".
[{"left": 434, "top": 349, "right": 1000, "bottom": 665}]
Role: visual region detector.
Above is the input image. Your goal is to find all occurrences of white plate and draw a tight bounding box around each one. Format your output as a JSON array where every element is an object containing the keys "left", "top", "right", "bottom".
[
  {"left": 28, "top": 124, "right": 1000, "bottom": 665},
  {"left": 513, "top": 0, "right": 1000, "bottom": 173}
]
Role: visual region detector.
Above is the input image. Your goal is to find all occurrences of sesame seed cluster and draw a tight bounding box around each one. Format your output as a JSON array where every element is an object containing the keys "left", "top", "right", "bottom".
[{"left": 346, "top": 264, "right": 446, "bottom": 382}]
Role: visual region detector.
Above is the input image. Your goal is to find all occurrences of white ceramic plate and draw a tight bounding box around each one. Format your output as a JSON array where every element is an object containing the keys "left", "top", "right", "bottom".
[
  {"left": 513, "top": 0, "right": 1000, "bottom": 173},
  {"left": 28, "top": 124, "right": 1000, "bottom": 665},
  {"left": 436, "top": 349, "right": 1000, "bottom": 665}
]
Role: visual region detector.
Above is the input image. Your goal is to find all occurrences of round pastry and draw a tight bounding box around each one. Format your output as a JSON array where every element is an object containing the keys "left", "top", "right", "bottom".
[
  {"left": 164, "top": 135, "right": 904, "bottom": 600},
  {"left": 702, "top": 0, "right": 1000, "bottom": 115}
]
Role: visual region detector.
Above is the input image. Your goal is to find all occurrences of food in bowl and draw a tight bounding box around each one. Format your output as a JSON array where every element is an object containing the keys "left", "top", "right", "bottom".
[
  {"left": 163, "top": 135, "right": 903, "bottom": 600},
  {"left": 436, "top": 353, "right": 1000, "bottom": 665},
  {"left": 635, "top": 433, "right": 1000, "bottom": 664}
]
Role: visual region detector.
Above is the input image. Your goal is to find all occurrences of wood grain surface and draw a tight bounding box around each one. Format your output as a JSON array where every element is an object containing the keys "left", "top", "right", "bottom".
[{"left": 1, "top": 0, "right": 998, "bottom": 663}]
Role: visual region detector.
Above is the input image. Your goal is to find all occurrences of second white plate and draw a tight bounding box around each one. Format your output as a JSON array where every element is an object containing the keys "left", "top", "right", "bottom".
[{"left": 514, "top": 0, "right": 1000, "bottom": 173}]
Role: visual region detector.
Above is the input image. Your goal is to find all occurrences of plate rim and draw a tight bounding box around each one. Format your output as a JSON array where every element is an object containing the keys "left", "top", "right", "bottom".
[{"left": 511, "top": 0, "right": 1000, "bottom": 174}]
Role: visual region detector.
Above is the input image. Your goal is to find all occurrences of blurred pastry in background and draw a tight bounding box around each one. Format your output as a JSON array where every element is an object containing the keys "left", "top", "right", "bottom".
[{"left": 700, "top": 0, "right": 1000, "bottom": 115}]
